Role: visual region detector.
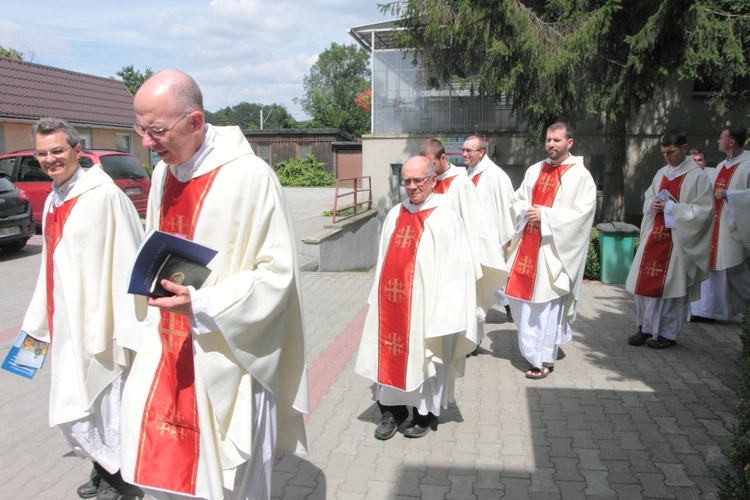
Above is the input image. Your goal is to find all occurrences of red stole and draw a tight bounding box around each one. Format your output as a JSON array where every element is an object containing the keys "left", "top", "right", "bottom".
[
  {"left": 710, "top": 163, "right": 739, "bottom": 269},
  {"left": 434, "top": 175, "right": 456, "bottom": 194},
  {"left": 634, "top": 174, "right": 685, "bottom": 297},
  {"left": 470, "top": 172, "right": 482, "bottom": 187},
  {"left": 43, "top": 199, "right": 79, "bottom": 339},
  {"left": 377, "top": 205, "right": 436, "bottom": 389},
  {"left": 505, "top": 162, "right": 574, "bottom": 301},
  {"left": 134, "top": 167, "right": 220, "bottom": 494}
]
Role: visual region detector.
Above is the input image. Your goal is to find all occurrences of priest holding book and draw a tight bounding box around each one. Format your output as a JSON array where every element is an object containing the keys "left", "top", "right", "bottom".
[
  {"left": 21, "top": 118, "right": 146, "bottom": 499},
  {"left": 119, "top": 70, "right": 308, "bottom": 500},
  {"left": 626, "top": 130, "right": 714, "bottom": 349}
]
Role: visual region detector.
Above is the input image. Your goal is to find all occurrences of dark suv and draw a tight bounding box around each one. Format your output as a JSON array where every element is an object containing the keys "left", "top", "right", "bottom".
[
  {"left": 0, "top": 149, "right": 151, "bottom": 225},
  {"left": 0, "top": 173, "right": 35, "bottom": 252}
]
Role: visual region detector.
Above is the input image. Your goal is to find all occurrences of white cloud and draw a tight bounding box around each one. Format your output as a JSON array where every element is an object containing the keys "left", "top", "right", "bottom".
[{"left": 1, "top": 0, "right": 387, "bottom": 118}]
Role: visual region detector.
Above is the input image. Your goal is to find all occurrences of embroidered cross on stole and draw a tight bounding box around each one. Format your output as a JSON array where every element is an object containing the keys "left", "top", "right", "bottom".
[
  {"left": 43, "top": 199, "right": 79, "bottom": 340},
  {"left": 710, "top": 163, "right": 739, "bottom": 269},
  {"left": 377, "top": 205, "right": 436, "bottom": 390},
  {"left": 134, "top": 167, "right": 219, "bottom": 494},
  {"left": 505, "top": 162, "right": 574, "bottom": 301},
  {"left": 634, "top": 174, "right": 685, "bottom": 297},
  {"left": 434, "top": 175, "right": 456, "bottom": 194}
]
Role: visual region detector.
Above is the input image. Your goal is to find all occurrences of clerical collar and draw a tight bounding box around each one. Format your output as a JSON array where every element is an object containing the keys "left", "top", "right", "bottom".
[
  {"left": 436, "top": 166, "right": 452, "bottom": 180},
  {"left": 51, "top": 167, "right": 83, "bottom": 208},
  {"left": 404, "top": 192, "right": 434, "bottom": 213},
  {"left": 171, "top": 124, "right": 216, "bottom": 182},
  {"left": 666, "top": 156, "right": 690, "bottom": 179},
  {"left": 725, "top": 150, "right": 746, "bottom": 167}
]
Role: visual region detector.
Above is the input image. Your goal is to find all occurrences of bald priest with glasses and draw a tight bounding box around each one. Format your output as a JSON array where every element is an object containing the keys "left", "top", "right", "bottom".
[{"left": 355, "top": 156, "right": 478, "bottom": 440}]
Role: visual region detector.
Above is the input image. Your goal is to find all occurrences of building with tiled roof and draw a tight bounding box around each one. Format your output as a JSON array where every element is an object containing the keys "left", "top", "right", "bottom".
[{"left": 0, "top": 56, "right": 148, "bottom": 166}]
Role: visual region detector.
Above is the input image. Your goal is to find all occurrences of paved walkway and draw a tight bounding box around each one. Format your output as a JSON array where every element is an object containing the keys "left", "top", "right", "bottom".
[{"left": 0, "top": 187, "right": 744, "bottom": 498}]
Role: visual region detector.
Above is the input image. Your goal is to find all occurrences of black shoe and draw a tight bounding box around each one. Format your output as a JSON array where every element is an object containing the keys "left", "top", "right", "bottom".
[
  {"left": 556, "top": 347, "right": 566, "bottom": 360},
  {"left": 374, "top": 413, "right": 400, "bottom": 440},
  {"left": 466, "top": 345, "right": 480, "bottom": 358},
  {"left": 77, "top": 467, "right": 100, "bottom": 499},
  {"left": 646, "top": 337, "right": 677, "bottom": 349},
  {"left": 505, "top": 305, "right": 514, "bottom": 323},
  {"left": 96, "top": 481, "right": 123, "bottom": 500},
  {"left": 690, "top": 315, "right": 715, "bottom": 323},
  {"left": 628, "top": 330, "right": 652, "bottom": 346},
  {"left": 403, "top": 412, "right": 438, "bottom": 438}
]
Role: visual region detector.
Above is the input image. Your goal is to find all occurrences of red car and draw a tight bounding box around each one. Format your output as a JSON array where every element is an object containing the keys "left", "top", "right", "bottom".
[{"left": 0, "top": 149, "right": 151, "bottom": 225}]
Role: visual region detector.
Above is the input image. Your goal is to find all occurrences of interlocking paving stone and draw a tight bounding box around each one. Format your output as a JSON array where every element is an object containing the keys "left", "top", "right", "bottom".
[{"left": 2, "top": 221, "right": 745, "bottom": 500}]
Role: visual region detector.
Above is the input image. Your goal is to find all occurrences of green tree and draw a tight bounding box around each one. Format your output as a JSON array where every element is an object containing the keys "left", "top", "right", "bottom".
[
  {"left": 116, "top": 65, "right": 154, "bottom": 95},
  {"left": 0, "top": 45, "right": 26, "bottom": 60},
  {"left": 296, "top": 42, "right": 371, "bottom": 140},
  {"left": 382, "top": 1, "right": 750, "bottom": 221},
  {"left": 205, "top": 102, "right": 296, "bottom": 129}
]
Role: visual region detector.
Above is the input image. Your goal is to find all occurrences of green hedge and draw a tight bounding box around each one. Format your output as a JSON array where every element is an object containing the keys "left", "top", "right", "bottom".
[
  {"left": 719, "top": 304, "right": 750, "bottom": 498},
  {"left": 273, "top": 154, "right": 335, "bottom": 187}
]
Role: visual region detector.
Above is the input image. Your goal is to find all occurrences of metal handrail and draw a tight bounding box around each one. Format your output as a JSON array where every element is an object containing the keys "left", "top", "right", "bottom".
[{"left": 333, "top": 176, "right": 372, "bottom": 223}]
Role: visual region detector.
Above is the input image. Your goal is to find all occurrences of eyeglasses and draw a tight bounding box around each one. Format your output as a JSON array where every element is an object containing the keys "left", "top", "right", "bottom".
[
  {"left": 402, "top": 176, "right": 429, "bottom": 187},
  {"left": 461, "top": 148, "right": 483, "bottom": 153},
  {"left": 33, "top": 146, "right": 72, "bottom": 160},
  {"left": 133, "top": 112, "right": 190, "bottom": 138}
]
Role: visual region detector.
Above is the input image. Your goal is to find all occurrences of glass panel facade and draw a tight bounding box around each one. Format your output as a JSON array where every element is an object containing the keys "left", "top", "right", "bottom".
[{"left": 373, "top": 50, "right": 525, "bottom": 134}]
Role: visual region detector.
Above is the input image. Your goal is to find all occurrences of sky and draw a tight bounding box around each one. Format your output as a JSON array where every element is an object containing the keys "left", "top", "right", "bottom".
[{"left": 0, "top": 0, "right": 391, "bottom": 121}]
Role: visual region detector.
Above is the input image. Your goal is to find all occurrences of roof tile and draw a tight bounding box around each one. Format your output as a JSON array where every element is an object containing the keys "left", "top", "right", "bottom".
[{"left": 0, "top": 56, "right": 135, "bottom": 127}]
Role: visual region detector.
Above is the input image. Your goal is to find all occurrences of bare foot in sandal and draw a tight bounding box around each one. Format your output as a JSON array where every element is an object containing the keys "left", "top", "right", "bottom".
[{"left": 525, "top": 365, "right": 553, "bottom": 379}]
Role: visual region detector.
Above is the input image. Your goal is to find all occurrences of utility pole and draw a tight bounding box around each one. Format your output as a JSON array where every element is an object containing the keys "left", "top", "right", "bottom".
[{"left": 260, "top": 108, "right": 274, "bottom": 130}]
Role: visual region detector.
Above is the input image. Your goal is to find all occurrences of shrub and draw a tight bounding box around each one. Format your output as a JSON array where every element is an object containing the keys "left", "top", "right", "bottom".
[
  {"left": 584, "top": 227, "right": 601, "bottom": 281},
  {"left": 719, "top": 300, "right": 750, "bottom": 498},
  {"left": 273, "top": 154, "right": 335, "bottom": 187}
]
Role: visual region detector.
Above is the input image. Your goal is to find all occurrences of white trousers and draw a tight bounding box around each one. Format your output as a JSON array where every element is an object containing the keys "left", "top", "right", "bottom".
[
  {"left": 635, "top": 294, "right": 689, "bottom": 341},
  {"left": 691, "top": 261, "right": 750, "bottom": 320},
  {"left": 508, "top": 296, "right": 571, "bottom": 369},
  {"left": 59, "top": 374, "right": 123, "bottom": 475},
  {"left": 378, "top": 336, "right": 456, "bottom": 417}
]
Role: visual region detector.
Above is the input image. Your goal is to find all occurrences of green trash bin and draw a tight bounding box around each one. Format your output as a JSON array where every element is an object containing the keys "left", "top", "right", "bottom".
[{"left": 596, "top": 222, "right": 640, "bottom": 284}]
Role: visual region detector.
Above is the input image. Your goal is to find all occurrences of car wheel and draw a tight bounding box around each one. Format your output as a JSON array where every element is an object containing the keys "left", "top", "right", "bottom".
[{"left": 1, "top": 240, "right": 27, "bottom": 252}]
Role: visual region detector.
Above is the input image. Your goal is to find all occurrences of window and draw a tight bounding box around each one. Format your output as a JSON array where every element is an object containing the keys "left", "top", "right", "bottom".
[
  {"left": 77, "top": 128, "right": 92, "bottom": 149},
  {"left": 0, "top": 156, "right": 16, "bottom": 177},
  {"left": 259, "top": 144, "right": 271, "bottom": 165},
  {"left": 298, "top": 143, "right": 311, "bottom": 158},
  {"left": 116, "top": 134, "right": 133, "bottom": 153}
]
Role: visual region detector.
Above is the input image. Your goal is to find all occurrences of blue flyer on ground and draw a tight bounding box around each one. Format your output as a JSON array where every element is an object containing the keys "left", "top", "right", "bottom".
[{"left": 1, "top": 330, "right": 42, "bottom": 379}]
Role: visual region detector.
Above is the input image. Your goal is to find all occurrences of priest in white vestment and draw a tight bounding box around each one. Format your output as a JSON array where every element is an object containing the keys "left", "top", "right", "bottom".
[
  {"left": 420, "top": 139, "right": 508, "bottom": 356},
  {"left": 626, "top": 130, "right": 714, "bottom": 348},
  {"left": 691, "top": 127, "right": 750, "bottom": 321},
  {"left": 462, "top": 135, "right": 515, "bottom": 323},
  {"left": 355, "top": 156, "right": 478, "bottom": 440},
  {"left": 505, "top": 122, "right": 596, "bottom": 379},
  {"left": 119, "top": 70, "right": 308, "bottom": 500},
  {"left": 21, "top": 118, "right": 146, "bottom": 498}
]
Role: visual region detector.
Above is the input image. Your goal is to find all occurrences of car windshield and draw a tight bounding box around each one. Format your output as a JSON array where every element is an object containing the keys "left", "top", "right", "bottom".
[{"left": 98, "top": 155, "right": 148, "bottom": 180}]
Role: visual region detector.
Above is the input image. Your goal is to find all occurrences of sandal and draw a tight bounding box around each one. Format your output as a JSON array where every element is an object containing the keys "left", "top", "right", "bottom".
[
  {"left": 525, "top": 365, "right": 553, "bottom": 379},
  {"left": 646, "top": 337, "right": 676, "bottom": 349}
]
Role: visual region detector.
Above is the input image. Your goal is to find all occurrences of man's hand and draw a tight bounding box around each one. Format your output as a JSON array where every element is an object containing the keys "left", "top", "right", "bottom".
[
  {"left": 148, "top": 279, "right": 194, "bottom": 316},
  {"left": 527, "top": 205, "right": 543, "bottom": 223},
  {"left": 651, "top": 199, "right": 667, "bottom": 212},
  {"left": 715, "top": 188, "right": 728, "bottom": 200}
]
